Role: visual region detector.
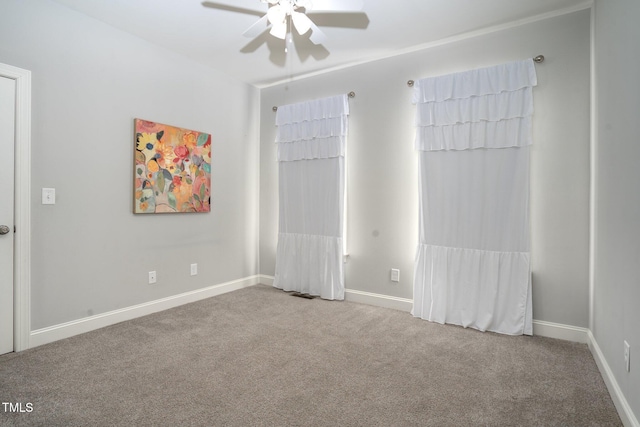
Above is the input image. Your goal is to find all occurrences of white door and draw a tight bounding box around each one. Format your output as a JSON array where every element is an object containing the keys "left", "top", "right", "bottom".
[{"left": 0, "top": 75, "right": 16, "bottom": 355}]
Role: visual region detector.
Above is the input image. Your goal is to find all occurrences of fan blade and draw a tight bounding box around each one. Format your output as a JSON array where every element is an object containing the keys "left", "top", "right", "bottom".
[
  {"left": 201, "top": 2, "right": 265, "bottom": 17},
  {"left": 306, "top": 0, "right": 364, "bottom": 12},
  {"left": 308, "top": 20, "right": 328, "bottom": 45},
  {"left": 303, "top": 12, "right": 369, "bottom": 29},
  {"left": 291, "top": 11, "right": 312, "bottom": 35},
  {"left": 242, "top": 15, "right": 271, "bottom": 38}
]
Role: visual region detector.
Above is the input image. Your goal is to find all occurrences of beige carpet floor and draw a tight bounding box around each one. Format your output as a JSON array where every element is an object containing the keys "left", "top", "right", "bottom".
[{"left": 0, "top": 284, "right": 621, "bottom": 426}]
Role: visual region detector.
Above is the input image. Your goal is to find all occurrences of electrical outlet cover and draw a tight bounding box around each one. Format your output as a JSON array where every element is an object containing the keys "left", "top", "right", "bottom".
[{"left": 624, "top": 341, "right": 630, "bottom": 372}]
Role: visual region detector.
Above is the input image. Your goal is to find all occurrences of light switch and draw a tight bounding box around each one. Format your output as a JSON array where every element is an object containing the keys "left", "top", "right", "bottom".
[{"left": 42, "top": 188, "right": 56, "bottom": 205}]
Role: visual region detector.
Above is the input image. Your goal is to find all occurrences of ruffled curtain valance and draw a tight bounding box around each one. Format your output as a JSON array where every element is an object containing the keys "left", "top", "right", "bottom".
[
  {"left": 412, "top": 59, "right": 537, "bottom": 104},
  {"left": 276, "top": 94, "right": 349, "bottom": 162},
  {"left": 276, "top": 116, "right": 348, "bottom": 142},
  {"left": 413, "top": 59, "right": 537, "bottom": 152},
  {"left": 415, "top": 87, "right": 533, "bottom": 127},
  {"left": 276, "top": 94, "right": 349, "bottom": 125},
  {"left": 415, "top": 117, "right": 532, "bottom": 151}
]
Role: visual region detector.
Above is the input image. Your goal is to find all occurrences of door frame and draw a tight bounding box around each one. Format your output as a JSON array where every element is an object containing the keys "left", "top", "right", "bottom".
[{"left": 0, "top": 63, "right": 31, "bottom": 352}]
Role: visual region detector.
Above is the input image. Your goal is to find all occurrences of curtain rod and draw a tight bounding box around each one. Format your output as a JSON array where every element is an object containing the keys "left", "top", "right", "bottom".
[
  {"left": 272, "top": 91, "right": 355, "bottom": 112},
  {"left": 406, "top": 55, "right": 545, "bottom": 87}
]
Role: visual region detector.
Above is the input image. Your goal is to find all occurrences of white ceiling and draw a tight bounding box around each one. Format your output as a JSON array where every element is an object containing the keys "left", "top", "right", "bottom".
[{"left": 50, "top": 0, "right": 590, "bottom": 87}]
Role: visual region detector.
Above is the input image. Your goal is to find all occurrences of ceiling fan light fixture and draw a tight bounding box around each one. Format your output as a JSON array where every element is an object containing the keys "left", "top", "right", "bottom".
[
  {"left": 215, "top": 0, "right": 365, "bottom": 48},
  {"left": 266, "top": 5, "right": 286, "bottom": 26},
  {"left": 269, "top": 21, "right": 287, "bottom": 39},
  {"left": 291, "top": 11, "right": 312, "bottom": 35}
]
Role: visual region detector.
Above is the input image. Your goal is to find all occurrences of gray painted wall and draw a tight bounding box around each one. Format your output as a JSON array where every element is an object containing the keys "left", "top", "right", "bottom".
[
  {"left": 260, "top": 10, "right": 591, "bottom": 327},
  {"left": 0, "top": 0, "right": 260, "bottom": 329},
  {"left": 593, "top": 0, "right": 640, "bottom": 417},
  {"left": 2, "top": 0, "right": 636, "bottom": 419}
]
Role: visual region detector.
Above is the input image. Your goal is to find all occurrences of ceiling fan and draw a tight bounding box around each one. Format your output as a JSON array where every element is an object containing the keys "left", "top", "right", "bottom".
[{"left": 203, "top": 0, "right": 365, "bottom": 49}]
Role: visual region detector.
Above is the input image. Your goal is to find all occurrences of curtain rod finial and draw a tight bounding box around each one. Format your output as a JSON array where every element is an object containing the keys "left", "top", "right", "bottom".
[
  {"left": 533, "top": 55, "right": 545, "bottom": 63},
  {"left": 348, "top": 91, "right": 356, "bottom": 98},
  {"left": 272, "top": 106, "right": 278, "bottom": 112},
  {"left": 407, "top": 80, "right": 415, "bottom": 87}
]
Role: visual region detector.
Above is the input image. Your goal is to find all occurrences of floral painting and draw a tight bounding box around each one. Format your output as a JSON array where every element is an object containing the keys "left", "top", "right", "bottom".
[{"left": 134, "top": 119, "right": 211, "bottom": 214}]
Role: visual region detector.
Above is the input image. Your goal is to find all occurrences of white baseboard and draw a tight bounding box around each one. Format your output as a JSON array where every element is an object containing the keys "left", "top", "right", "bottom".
[
  {"left": 29, "top": 275, "right": 262, "bottom": 349},
  {"left": 588, "top": 331, "right": 640, "bottom": 427},
  {"left": 345, "top": 288, "right": 414, "bottom": 312},
  {"left": 262, "top": 279, "right": 591, "bottom": 343},
  {"left": 531, "top": 320, "right": 590, "bottom": 343},
  {"left": 257, "top": 277, "right": 414, "bottom": 312},
  {"left": 258, "top": 274, "right": 275, "bottom": 286},
  {"left": 345, "top": 288, "right": 592, "bottom": 344}
]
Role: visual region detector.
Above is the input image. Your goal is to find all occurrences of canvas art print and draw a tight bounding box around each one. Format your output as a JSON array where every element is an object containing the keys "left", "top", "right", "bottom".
[{"left": 134, "top": 119, "right": 211, "bottom": 214}]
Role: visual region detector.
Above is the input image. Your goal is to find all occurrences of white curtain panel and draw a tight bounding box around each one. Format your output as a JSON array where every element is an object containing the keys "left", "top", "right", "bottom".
[
  {"left": 273, "top": 94, "right": 349, "bottom": 300},
  {"left": 412, "top": 59, "right": 537, "bottom": 335}
]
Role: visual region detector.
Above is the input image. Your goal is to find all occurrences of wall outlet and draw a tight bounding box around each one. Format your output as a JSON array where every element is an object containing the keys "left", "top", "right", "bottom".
[
  {"left": 391, "top": 268, "right": 400, "bottom": 282},
  {"left": 624, "top": 341, "right": 630, "bottom": 372},
  {"left": 148, "top": 271, "right": 157, "bottom": 284},
  {"left": 190, "top": 263, "right": 198, "bottom": 276}
]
